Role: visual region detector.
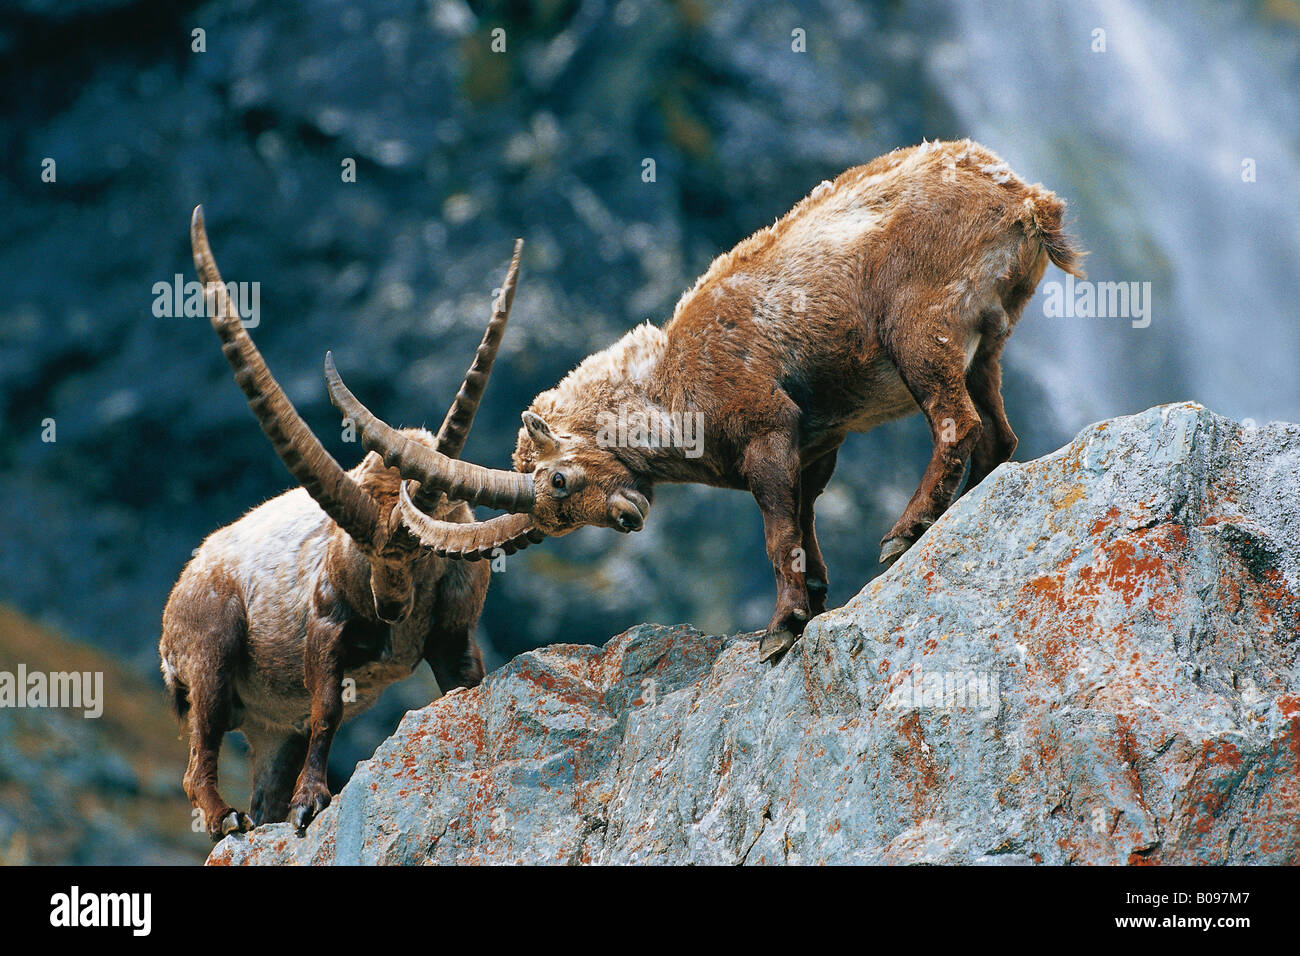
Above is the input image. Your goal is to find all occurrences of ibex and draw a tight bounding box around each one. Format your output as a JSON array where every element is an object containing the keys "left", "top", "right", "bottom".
[
  {"left": 326, "top": 140, "right": 1085, "bottom": 665},
  {"left": 160, "top": 207, "right": 525, "bottom": 838}
]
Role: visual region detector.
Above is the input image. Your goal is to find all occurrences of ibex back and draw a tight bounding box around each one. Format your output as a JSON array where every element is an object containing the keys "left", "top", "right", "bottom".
[{"left": 328, "top": 140, "right": 1086, "bottom": 663}]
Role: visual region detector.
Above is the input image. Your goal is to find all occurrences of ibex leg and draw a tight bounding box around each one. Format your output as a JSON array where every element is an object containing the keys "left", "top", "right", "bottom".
[
  {"left": 743, "top": 429, "right": 809, "bottom": 663},
  {"left": 171, "top": 592, "right": 251, "bottom": 840},
  {"left": 288, "top": 599, "right": 346, "bottom": 834},
  {"left": 881, "top": 335, "right": 982, "bottom": 564},
  {"left": 963, "top": 339, "right": 1017, "bottom": 492},
  {"left": 798, "top": 447, "right": 839, "bottom": 617}
]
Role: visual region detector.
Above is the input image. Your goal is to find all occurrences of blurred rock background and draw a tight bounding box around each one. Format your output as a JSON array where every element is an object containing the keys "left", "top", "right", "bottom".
[{"left": 0, "top": 0, "right": 1296, "bottom": 862}]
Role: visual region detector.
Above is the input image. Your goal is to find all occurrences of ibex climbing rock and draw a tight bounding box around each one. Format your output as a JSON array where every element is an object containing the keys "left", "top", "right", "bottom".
[
  {"left": 327, "top": 140, "right": 1085, "bottom": 664},
  {"left": 160, "top": 207, "right": 523, "bottom": 837}
]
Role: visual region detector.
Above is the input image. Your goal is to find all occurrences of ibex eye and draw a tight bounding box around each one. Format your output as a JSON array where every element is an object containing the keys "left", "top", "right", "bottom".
[{"left": 551, "top": 472, "right": 566, "bottom": 491}]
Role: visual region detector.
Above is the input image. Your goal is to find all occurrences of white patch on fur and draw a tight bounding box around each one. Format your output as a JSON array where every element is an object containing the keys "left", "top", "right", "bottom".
[
  {"left": 950, "top": 277, "right": 971, "bottom": 309},
  {"left": 201, "top": 487, "right": 332, "bottom": 602},
  {"left": 981, "top": 161, "right": 1013, "bottom": 184},
  {"left": 783, "top": 197, "right": 882, "bottom": 251},
  {"left": 752, "top": 284, "right": 786, "bottom": 327},
  {"left": 977, "top": 241, "right": 1020, "bottom": 282}
]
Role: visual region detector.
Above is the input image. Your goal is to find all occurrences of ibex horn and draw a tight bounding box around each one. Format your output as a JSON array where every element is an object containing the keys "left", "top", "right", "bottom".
[
  {"left": 411, "top": 238, "right": 523, "bottom": 512},
  {"left": 191, "top": 206, "right": 382, "bottom": 548},
  {"left": 324, "top": 351, "right": 537, "bottom": 514},
  {"left": 398, "top": 481, "right": 545, "bottom": 561}
]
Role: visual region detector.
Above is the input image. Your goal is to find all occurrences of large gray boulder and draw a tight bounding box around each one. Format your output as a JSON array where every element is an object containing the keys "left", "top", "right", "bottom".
[{"left": 209, "top": 403, "right": 1300, "bottom": 865}]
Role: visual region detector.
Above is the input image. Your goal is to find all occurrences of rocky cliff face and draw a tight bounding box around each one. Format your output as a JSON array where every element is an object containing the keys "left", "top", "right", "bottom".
[{"left": 210, "top": 403, "right": 1300, "bottom": 865}]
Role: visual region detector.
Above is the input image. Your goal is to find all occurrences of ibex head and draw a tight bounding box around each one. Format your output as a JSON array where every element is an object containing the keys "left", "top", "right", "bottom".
[
  {"left": 511, "top": 407, "right": 651, "bottom": 536},
  {"left": 191, "top": 205, "right": 524, "bottom": 617}
]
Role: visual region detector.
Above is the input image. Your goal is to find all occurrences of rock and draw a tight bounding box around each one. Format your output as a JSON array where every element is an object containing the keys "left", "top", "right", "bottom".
[{"left": 209, "top": 403, "right": 1300, "bottom": 865}]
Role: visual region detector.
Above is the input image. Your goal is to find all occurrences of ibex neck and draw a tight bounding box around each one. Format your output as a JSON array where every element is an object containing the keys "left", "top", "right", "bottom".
[{"left": 588, "top": 326, "right": 709, "bottom": 474}]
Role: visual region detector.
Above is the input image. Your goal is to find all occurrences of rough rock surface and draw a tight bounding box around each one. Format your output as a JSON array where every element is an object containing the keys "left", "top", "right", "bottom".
[{"left": 210, "top": 403, "right": 1300, "bottom": 865}]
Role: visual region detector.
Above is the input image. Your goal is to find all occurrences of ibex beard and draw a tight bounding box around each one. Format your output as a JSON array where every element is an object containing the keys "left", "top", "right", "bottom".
[
  {"left": 328, "top": 139, "right": 1086, "bottom": 667},
  {"left": 160, "top": 208, "right": 523, "bottom": 839}
]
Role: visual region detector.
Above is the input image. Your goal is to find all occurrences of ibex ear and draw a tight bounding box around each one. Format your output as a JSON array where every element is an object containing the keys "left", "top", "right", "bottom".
[{"left": 522, "top": 411, "right": 560, "bottom": 457}]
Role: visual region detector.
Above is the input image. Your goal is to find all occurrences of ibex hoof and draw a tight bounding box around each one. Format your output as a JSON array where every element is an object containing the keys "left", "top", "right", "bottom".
[
  {"left": 214, "top": 810, "right": 253, "bottom": 841},
  {"left": 289, "top": 792, "right": 331, "bottom": 835},
  {"left": 879, "top": 536, "right": 913, "bottom": 566},
  {"left": 758, "top": 629, "right": 798, "bottom": 664}
]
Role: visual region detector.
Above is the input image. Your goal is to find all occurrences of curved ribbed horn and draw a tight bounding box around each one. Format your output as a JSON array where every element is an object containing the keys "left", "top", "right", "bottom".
[
  {"left": 399, "top": 481, "right": 545, "bottom": 560},
  {"left": 434, "top": 238, "right": 523, "bottom": 459},
  {"left": 411, "top": 237, "right": 523, "bottom": 512},
  {"left": 191, "top": 206, "right": 381, "bottom": 547},
  {"left": 324, "top": 352, "right": 536, "bottom": 514}
]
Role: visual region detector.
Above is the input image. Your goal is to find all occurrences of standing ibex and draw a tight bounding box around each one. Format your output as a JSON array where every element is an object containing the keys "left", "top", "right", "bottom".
[
  {"left": 160, "top": 207, "right": 526, "bottom": 837},
  {"left": 326, "top": 140, "right": 1085, "bottom": 664}
]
